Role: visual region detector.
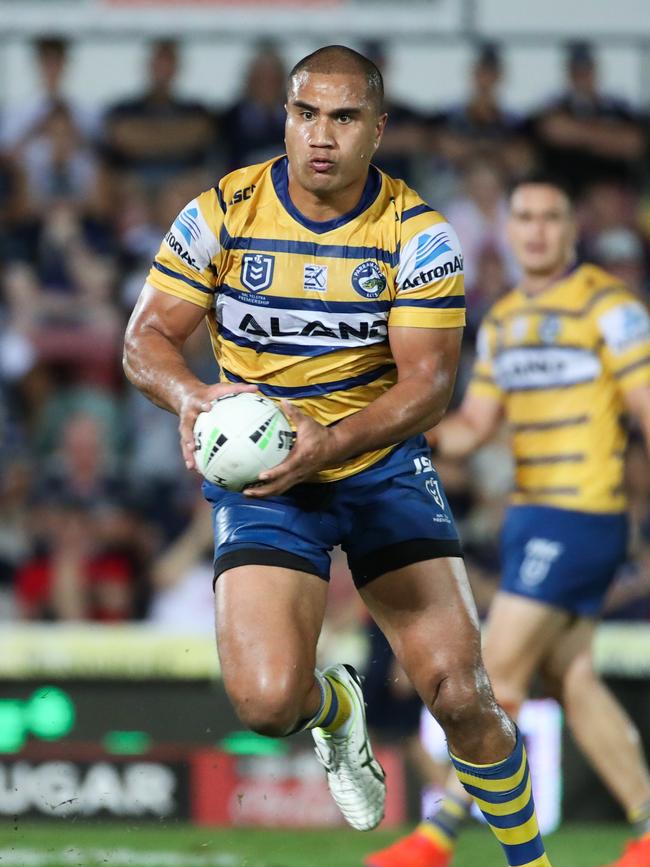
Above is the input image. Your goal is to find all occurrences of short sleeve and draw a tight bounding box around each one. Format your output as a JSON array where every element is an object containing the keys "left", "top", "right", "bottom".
[
  {"left": 147, "top": 188, "right": 223, "bottom": 309},
  {"left": 595, "top": 289, "right": 650, "bottom": 393},
  {"left": 467, "top": 319, "right": 504, "bottom": 403},
  {"left": 389, "top": 218, "right": 466, "bottom": 329}
]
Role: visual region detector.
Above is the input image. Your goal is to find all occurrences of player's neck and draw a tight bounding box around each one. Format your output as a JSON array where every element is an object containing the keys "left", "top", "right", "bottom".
[
  {"left": 520, "top": 259, "right": 575, "bottom": 296},
  {"left": 287, "top": 172, "right": 368, "bottom": 223}
]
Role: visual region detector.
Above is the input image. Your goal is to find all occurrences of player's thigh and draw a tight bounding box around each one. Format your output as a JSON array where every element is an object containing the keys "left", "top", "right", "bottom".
[
  {"left": 539, "top": 616, "right": 597, "bottom": 699},
  {"left": 215, "top": 565, "right": 328, "bottom": 693},
  {"left": 482, "top": 591, "right": 572, "bottom": 699},
  {"left": 359, "top": 556, "right": 481, "bottom": 702}
]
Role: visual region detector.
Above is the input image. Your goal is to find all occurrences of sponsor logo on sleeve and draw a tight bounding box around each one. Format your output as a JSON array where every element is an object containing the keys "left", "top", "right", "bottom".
[
  {"left": 163, "top": 200, "right": 218, "bottom": 273},
  {"left": 599, "top": 302, "right": 650, "bottom": 354},
  {"left": 399, "top": 225, "right": 464, "bottom": 292}
]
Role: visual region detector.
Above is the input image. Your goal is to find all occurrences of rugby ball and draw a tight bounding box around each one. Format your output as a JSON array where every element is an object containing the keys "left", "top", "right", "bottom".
[{"left": 193, "top": 392, "right": 294, "bottom": 491}]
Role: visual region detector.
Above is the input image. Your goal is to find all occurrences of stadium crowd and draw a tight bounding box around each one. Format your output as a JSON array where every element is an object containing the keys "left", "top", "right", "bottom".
[{"left": 1, "top": 35, "right": 650, "bottom": 624}]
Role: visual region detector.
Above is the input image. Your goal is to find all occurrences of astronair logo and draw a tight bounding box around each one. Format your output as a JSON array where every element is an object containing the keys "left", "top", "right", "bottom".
[
  {"left": 174, "top": 207, "right": 200, "bottom": 245},
  {"left": 402, "top": 255, "right": 463, "bottom": 290},
  {"left": 238, "top": 313, "right": 387, "bottom": 342},
  {"left": 241, "top": 254, "right": 275, "bottom": 293},
  {"left": 164, "top": 230, "right": 200, "bottom": 270},
  {"left": 415, "top": 232, "right": 452, "bottom": 269}
]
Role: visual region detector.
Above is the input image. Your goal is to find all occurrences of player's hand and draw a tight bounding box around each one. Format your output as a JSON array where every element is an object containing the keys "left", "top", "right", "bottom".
[
  {"left": 178, "top": 382, "right": 258, "bottom": 472},
  {"left": 243, "top": 401, "right": 339, "bottom": 498}
]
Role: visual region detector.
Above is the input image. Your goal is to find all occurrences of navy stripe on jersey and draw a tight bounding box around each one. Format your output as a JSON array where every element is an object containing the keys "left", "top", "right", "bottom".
[
  {"left": 218, "top": 283, "right": 392, "bottom": 314},
  {"left": 220, "top": 224, "right": 400, "bottom": 267},
  {"left": 152, "top": 261, "right": 213, "bottom": 294},
  {"left": 222, "top": 363, "right": 395, "bottom": 398},
  {"left": 401, "top": 203, "right": 435, "bottom": 222},
  {"left": 219, "top": 324, "right": 337, "bottom": 358},
  {"left": 393, "top": 296, "right": 465, "bottom": 309},
  {"left": 272, "top": 156, "right": 383, "bottom": 234}
]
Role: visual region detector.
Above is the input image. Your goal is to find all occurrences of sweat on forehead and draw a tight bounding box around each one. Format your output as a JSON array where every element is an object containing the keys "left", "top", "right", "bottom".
[{"left": 288, "top": 45, "right": 384, "bottom": 111}]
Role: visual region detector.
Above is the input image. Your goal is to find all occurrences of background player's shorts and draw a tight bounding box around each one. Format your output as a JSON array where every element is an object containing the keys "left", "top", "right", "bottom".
[
  {"left": 203, "top": 435, "right": 461, "bottom": 587},
  {"left": 501, "top": 504, "right": 628, "bottom": 616}
]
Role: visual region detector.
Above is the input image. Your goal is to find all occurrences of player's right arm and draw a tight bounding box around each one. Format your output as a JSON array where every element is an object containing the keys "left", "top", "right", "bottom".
[
  {"left": 123, "top": 285, "right": 256, "bottom": 470},
  {"left": 123, "top": 189, "right": 257, "bottom": 470},
  {"left": 427, "top": 317, "right": 505, "bottom": 456}
]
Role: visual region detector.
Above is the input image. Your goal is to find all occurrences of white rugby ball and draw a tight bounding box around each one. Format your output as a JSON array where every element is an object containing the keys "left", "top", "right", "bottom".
[{"left": 193, "top": 392, "right": 294, "bottom": 491}]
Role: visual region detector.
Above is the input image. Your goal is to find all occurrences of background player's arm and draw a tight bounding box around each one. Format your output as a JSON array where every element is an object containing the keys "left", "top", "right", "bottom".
[
  {"left": 427, "top": 393, "right": 504, "bottom": 456},
  {"left": 123, "top": 283, "right": 256, "bottom": 469},
  {"left": 247, "top": 325, "right": 463, "bottom": 497},
  {"left": 624, "top": 385, "right": 650, "bottom": 454}
]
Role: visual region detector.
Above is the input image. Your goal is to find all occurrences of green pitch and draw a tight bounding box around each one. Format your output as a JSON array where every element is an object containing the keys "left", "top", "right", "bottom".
[{"left": 4, "top": 823, "right": 629, "bottom": 866}]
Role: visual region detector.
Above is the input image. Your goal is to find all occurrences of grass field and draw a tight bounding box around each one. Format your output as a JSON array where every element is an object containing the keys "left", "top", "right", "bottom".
[{"left": 1, "top": 823, "right": 631, "bottom": 867}]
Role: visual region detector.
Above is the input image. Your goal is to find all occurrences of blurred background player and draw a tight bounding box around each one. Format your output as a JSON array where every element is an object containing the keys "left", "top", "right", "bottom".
[{"left": 366, "top": 175, "right": 650, "bottom": 867}]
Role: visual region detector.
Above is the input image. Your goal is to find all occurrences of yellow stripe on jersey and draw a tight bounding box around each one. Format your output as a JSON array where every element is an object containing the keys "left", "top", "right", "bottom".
[
  {"left": 147, "top": 156, "right": 466, "bottom": 481},
  {"left": 469, "top": 263, "right": 650, "bottom": 512}
]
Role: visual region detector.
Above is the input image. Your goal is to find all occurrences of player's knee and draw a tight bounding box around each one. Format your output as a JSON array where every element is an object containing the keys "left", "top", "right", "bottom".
[
  {"left": 561, "top": 651, "right": 598, "bottom": 714},
  {"left": 427, "top": 656, "right": 494, "bottom": 733},
  {"left": 226, "top": 674, "right": 306, "bottom": 737}
]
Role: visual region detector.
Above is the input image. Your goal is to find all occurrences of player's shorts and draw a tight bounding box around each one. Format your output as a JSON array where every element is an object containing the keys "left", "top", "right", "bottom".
[
  {"left": 203, "top": 434, "right": 461, "bottom": 588},
  {"left": 501, "top": 504, "right": 628, "bottom": 616}
]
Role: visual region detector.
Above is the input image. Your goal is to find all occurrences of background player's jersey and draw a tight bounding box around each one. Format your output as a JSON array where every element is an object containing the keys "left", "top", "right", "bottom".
[
  {"left": 148, "top": 156, "right": 465, "bottom": 482},
  {"left": 469, "top": 263, "right": 650, "bottom": 513}
]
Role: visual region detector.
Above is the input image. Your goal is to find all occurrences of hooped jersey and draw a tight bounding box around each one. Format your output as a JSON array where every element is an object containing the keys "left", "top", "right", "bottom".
[
  {"left": 148, "top": 155, "right": 465, "bottom": 482},
  {"left": 469, "top": 263, "right": 650, "bottom": 513}
]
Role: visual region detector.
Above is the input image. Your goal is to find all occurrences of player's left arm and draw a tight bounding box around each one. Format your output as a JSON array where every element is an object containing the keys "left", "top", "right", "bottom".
[{"left": 245, "top": 325, "right": 462, "bottom": 498}]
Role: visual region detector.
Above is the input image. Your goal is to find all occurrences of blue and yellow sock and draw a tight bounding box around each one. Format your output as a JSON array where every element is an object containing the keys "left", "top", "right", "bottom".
[
  {"left": 417, "top": 793, "right": 469, "bottom": 852},
  {"left": 450, "top": 729, "right": 551, "bottom": 867},
  {"left": 628, "top": 800, "right": 650, "bottom": 837},
  {"left": 291, "top": 670, "right": 352, "bottom": 734}
]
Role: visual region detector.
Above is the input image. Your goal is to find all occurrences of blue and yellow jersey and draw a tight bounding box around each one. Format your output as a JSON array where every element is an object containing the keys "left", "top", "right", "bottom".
[
  {"left": 469, "top": 263, "right": 650, "bottom": 513},
  {"left": 148, "top": 156, "right": 465, "bottom": 481}
]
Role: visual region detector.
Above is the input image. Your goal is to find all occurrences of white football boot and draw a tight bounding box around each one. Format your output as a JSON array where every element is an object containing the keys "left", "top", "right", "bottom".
[{"left": 312, "top": 663, "right": 386, "bottom": 831}]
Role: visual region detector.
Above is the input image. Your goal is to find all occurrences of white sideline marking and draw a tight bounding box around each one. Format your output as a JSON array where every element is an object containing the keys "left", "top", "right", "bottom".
[{"left": 0, "top": 849, "right": 241, "bottom": 866}]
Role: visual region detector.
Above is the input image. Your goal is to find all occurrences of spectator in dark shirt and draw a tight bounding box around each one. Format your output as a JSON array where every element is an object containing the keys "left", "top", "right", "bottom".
[
  {"left": 220, "top": 42, "right": 287, "bottom": 171},
  {"left": 104, "top": 39, "right": 214, "bottom": 187},
  {"left": 533, "top": 41, "right": 644, "bottom": 192},
  {"left": 434, "top": 42, "right": 523, "bottom": 170}
]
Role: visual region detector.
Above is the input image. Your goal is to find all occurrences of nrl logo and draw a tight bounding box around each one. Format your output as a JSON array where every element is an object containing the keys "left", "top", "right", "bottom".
[{"left": 241, "top": 253, "right": 275, "bottom": 293}]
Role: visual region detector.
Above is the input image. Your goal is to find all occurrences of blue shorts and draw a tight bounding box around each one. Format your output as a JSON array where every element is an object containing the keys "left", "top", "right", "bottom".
[
  {"left": 501, "top": 505, "right": 628, "bottom": 616},
  {"left": 203, "top": 435, "right": 461, "bottom": 588}
]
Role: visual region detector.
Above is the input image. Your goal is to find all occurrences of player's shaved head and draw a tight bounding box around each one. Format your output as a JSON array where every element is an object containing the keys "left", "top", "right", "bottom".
[{"left": 288, "top": 45, "right": 384, "bottom": 113}]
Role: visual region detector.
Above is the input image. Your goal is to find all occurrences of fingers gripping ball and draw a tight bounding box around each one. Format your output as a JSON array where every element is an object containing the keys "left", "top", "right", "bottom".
[{"left": 193, "top": 393, "right": 294, "bottom": 491}]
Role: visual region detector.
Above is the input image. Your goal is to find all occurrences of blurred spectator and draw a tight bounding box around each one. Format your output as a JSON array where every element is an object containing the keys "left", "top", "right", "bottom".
[
  {"left": 220, "top": 42, "right": 287, "bottom": 170},
  {"left": 445, "top": 157, "right": 520, "bottom": 292},
  {"left": 361, "top": 41, "right": 427, "bottom": 186},
  {"left": 433, "top": 43, "right": 524, "bottom": 175},
  {"left": 104, "top": 40, "right": 214, "bottom": 187},
  {"left": 0, "top": 36, "right": 99, "bottom": 151},
  {"left": 0, "top": 458, "right": 32, "bottom": 619},
  {"left": 533, "top": 41, "right": 644, "bottom": 193},
  {"left": 147, "top": 495, "right": 215, "bottom": 633},
  {"left": 593, "top": 227, "right": 649, "bottom": 297},
  {"left": 15, "top": 500, "right": 135, "bottom": 621}
]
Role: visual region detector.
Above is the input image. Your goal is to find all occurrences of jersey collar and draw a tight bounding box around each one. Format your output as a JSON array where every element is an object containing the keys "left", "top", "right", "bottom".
[{"left": 271, "top": 155, "right": 382, "bottom": 234}]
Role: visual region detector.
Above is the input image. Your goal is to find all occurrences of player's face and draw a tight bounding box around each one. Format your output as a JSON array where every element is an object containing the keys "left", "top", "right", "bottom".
[
  {"left": 285, "top": 72, "right": 386, "bottom": 198},
  {"left": 507, "top": 185, "right": 576, "bottom": 276}
]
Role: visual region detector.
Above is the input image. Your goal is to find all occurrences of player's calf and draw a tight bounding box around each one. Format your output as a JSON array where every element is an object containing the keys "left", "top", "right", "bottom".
[{"left": 223, "top": 668, "right": 320, "bottom": 737}]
